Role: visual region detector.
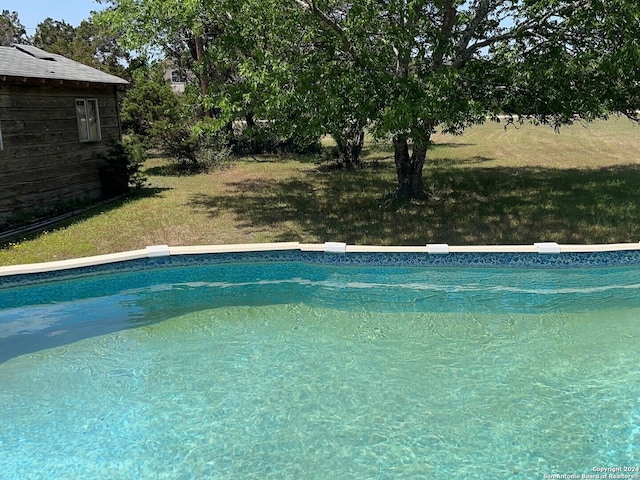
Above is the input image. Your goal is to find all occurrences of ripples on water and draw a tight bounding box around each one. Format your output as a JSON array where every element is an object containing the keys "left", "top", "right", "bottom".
[{"left": 1, "top": 263, "right": 639, "bottom": 478}]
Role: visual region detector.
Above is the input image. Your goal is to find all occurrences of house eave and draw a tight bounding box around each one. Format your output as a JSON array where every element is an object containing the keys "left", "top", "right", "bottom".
[{"left": 0, "top": 75, "right": 127, "bottom": 88}]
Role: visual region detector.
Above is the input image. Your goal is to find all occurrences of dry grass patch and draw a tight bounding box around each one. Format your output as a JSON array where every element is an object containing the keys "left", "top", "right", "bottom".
[{"left": 430, "top": 118, "right": 640, "bottom": 168}]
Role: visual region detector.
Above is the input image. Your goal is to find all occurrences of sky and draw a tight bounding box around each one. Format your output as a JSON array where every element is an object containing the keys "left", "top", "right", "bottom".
[{"left": 3, "top": 0, "right": 105, "bottom": 32}]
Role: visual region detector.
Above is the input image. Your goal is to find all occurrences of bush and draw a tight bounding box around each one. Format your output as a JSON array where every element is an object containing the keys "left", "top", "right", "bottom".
[
  {"left": 99, "top": 139, "right": 147, "bottom": 197},
  {"left": 195, "top": 132, "right": 233, "bottom": 171},
  {"left": 232, "top": 125, "right": 322, "bottom": 156},
  {"left": 157, "top": 121, "right": 200, "bottom": 172},
  {"left": 120, "top": 63, "right": 182, "bottom": 150},
  {"left": 159, "top": 124, "right": 232, "bottom": 174}
]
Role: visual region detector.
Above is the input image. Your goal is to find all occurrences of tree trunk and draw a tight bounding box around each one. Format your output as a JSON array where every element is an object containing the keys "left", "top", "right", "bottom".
[
  {"left": 245, "top": 112, "right": 257, "bottom": 129},
  {"left": 392, "top": 133, "right": 429, "bottom": 199},
  {"left": 194, "top": 36, "right": 213, "bottom": 119},
  {"left": 334, "top": 127, "right": 365, "bottom": 170}
]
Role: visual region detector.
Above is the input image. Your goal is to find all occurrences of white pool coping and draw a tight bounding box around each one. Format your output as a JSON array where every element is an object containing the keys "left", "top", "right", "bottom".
[{"left": 1, "top": 241, "right": 640, "bottom": 277}]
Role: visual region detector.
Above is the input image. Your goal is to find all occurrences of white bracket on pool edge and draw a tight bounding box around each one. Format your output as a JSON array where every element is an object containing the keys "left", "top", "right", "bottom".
[
  {"left": 324, "top": 242, "right": 347, "bottom": 254},
  {"left": 535, "top": 242, "right": 561, "bottom": 254},
  {"left": 146, "top": 245, "right": 171, "bottom": 258},
  {"left": 427, "top": 243, "right": 450, "bottom": 254}
]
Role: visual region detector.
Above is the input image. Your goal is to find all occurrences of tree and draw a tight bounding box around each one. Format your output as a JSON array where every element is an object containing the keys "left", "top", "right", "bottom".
[
  {"left": 578, "top": 0, "right": 640, "bottom": 123},
  {"left": 98, "top": 0, "right": 323, "bottom": 154},
  {"left": 32, "top": 18, "right": 76, "bottom": 53},
  {"left": 231, "top": 1, "right": 372, "bottom": 168},
  {"left": 120, "top": 60, "right": 183, "bottom": 145},
  {"left": 75, "top": 18, "right": 130, "bottom": 79},
  {"left": 97, "top": 0, "right": 240, "bottom": 118},
  {"left": 31, "top": 16, "right": 130, "bottom": 79},
  {"left": 0, "top": 10, "right": 27, "bottom": 46},
  {"left": 282, "top": 0, "right": 640, "bottom": 198},
  {"left": 97, "top": 0, "right": 639, "bottom": 195}
]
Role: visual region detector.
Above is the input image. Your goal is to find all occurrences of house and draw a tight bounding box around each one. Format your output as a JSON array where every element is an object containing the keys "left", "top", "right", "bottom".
[
  {"left": 162, "top": 59, "right": 191, "bottom": 93},
  {"left": 164, "top": 64, "right": 188, "bottom": 93},
  {"left": 0, "top": 44, "right": 128, "bottom": 229}
]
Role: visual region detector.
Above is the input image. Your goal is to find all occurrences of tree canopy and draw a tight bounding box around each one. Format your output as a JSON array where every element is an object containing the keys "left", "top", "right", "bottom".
[
  {"left": 0, "top": 10, "right": 27, "bottom": 46},
  {"left": 270, "top": 0, "right": 639, "bottom": 197}
]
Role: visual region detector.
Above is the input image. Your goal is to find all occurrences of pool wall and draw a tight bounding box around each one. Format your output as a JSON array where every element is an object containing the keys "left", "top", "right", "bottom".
[{"left": 2, "top": 241, "right": 640, "bottom": 288}]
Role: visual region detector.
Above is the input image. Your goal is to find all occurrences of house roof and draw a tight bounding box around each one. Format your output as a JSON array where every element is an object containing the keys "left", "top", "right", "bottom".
[{"left": 0, "top": 44, "right": 128, "bottom": 85}]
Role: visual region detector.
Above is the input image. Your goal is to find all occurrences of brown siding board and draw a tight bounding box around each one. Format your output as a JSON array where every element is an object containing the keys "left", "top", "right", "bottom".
[
  {"left": 0, "top": 140, "right": 106, "bottom": 160},
  {"left": 0, "top": 154, "right": 104, "bottom": 176},
  {"left": 2, "top": 105, "right": 118, "bottom": 121}
]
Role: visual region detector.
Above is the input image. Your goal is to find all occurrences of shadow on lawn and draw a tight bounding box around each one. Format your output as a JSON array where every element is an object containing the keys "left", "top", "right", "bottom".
[{"left": 189, "top": 161, "right": 640, "bottom": 245}]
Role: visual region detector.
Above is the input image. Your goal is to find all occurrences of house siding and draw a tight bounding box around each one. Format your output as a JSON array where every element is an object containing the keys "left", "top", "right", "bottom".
[{"left": 0, "top": 82, "right": 122, "bottom": 227}]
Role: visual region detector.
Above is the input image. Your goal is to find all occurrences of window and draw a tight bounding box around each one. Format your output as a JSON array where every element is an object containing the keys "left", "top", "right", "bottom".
[
  {"left": 171, "top": 69, "right": 187, "bottom": 83},
  {"left": 75, "top": 99, "right": 101, "bottom": 142},
  {"left": 0, "top": 120, "right": 3, "bottom": 151}
]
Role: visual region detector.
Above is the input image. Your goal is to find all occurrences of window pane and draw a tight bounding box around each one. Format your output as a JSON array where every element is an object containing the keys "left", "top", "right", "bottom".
[
  {"left": 86, "top": 99, "right": 101, "bottom": 141},
  {"left": 76, "top": 100, "right": 89, "bottom": 142}
]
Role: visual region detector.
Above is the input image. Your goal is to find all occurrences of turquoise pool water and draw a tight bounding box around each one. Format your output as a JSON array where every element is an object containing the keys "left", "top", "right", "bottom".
[{"left": 1, "top": 259, "right": 639, "bottom": 478}]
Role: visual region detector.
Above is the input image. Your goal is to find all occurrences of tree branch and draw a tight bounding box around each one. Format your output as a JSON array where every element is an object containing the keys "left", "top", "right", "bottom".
[
  {"left": 456, "top": 0, "right": 491, "bottom": 55},
  {"left": 452, "top": 0, "right": 590, "bottom": 68},
  {"left": 433, "top": 0, "right": 457, "bottom": 68},
  {"left": 289, "top": 0, "right": 362, "bottom": 65}
]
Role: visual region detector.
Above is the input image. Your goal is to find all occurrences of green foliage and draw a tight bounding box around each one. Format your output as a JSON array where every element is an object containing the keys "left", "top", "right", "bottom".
[
  {"left": 158, "top": 124, "right": 201, "bottom": 172},
  {"left": 118, "top": 60, "right": 233, "bottom": 173},
  {"left": 195, "top": 132, "right": 233, "bottom": 171},
  {"left": 97, "top": 0, "right": 246, "bottom": 118},
  {"left": 32, "top": 18, "right": 75, "bottom": 52},
  {"left": 120, "top": 62, "right": 182, "bottom": 145},
  {"left": 0, "top": 10, "right": 27, "bottom": 46},
  {"left": 120, "top": 137, "right": 149, "bottom": 190},
  {"left": 256, "top": 0, "right": 640, "bottom": 196},
  {"left": 99, "top": 140, "right": 148, "bottom": 197},
  {"left": 74, "top": 19, "right": 131, "bottom": 79},
  {"left": 229, "top": 0, "right": 371, "bottom": 166},
  {"left": 150, "top": 113, "right": 232, "bottom": 173},
  {"left": 232, "top": 125, "right": 322, "bottom": 156}
]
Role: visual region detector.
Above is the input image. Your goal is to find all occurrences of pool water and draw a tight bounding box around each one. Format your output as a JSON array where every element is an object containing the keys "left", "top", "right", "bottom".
[{"left": 1, "top": 262, "right": 639, "bottom": 478}]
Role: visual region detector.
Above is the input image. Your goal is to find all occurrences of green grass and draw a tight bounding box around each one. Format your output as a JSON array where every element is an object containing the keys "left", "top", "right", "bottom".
[{"left": 1, "top": 118, "right": 640, "bottom": 266}]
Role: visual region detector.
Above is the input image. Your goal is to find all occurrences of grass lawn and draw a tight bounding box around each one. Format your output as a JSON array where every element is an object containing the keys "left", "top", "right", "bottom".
[{"left": 1, "top": 118, "right": 639, "bottom": 266}]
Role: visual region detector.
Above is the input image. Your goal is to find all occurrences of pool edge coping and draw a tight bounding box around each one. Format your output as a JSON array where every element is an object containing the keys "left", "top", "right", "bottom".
[{"left": 2, "top": 241, "right": 640, "bottom": 277}]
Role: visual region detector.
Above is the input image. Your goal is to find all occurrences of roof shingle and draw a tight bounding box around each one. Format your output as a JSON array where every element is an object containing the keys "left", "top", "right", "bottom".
[{"left": 0, "top": 44, "right": 128, "bottom": 85}]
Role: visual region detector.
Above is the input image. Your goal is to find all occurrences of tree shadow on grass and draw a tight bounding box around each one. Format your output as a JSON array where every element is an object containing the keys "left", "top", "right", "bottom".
[
  {"left": 188, "top": 160, "right": 640, "bottom": 246},
  {"left": 424, "top": 165, "right": 640, "bottom": 244},
  {"left": 430, "top": 156, "right": 494, "bottom": 166},
  {"left": 431, "top": 142, "right": 477, "bottom": 148}
]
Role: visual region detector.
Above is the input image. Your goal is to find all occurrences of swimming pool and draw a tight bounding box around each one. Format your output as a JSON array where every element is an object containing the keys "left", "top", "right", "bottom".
[{"left": 1, "top": 245, "right": 639, "bottom": 478}]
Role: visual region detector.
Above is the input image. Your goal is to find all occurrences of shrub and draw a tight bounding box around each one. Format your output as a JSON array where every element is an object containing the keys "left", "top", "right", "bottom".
[
  {"left": 232, "top": 124, "right": 322, "bottom": 156},
  {"left": 195, "top": 132, "right": 233, "bottom": 171},
  {"left": 99, "top": 139, "right": 147, "bottom": 197}
]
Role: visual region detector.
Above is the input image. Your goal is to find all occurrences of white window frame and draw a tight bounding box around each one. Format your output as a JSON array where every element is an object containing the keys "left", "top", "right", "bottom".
[{"left": 75, "top": 98, "right": 102, "bottom": 143}]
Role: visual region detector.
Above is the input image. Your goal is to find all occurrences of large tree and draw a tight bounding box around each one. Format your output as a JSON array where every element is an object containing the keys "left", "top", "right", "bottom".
[
  {"left": 227, "top": 1, "right": 373, "bottom": 168},
  {"left": 32, "top": 18, "right": 76, "bottom": 52},
  {"left": 281, "top": 0, "right": 639, "bottom": 198},
  {"left": 97, "top": 0, "right": 243, "bottom": 118}
]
